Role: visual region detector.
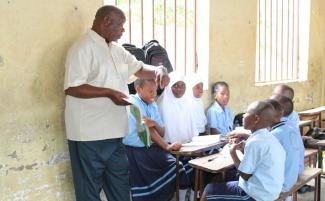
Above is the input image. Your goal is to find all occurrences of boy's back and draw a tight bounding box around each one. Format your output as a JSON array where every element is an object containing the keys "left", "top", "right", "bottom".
[
  {"left": 270, "top": 122, "right": 300, "bottom": 192},
  {"left": 238, "top": 128, "right": 285, "bottom": 201}
]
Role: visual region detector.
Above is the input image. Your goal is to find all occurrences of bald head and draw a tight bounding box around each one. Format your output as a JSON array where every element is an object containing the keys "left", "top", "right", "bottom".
[
  {"left": 273, "top": 84, "right": 294, "bottom": 100},
  {"left": 245, "top": 100, "right": 275, "bottom": 130},
  {"left": 94, "top": 5, "right": 125, "bottom": 22},
  {"left": 92, "top": 6, "right": 126, "bottom": 43}
]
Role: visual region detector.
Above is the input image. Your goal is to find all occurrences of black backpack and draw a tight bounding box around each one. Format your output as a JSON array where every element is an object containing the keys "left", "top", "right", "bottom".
[
  {"left": 142, "top": 40, "right": 173, "bottom": 73},
  {"left": 122, "top": 43, "right": 146, "bottom": 94}
]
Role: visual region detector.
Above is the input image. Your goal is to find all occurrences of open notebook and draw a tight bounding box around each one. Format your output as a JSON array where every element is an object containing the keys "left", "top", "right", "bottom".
[{"left": 182, "top": 135, "right": 226, "bottom": 147}]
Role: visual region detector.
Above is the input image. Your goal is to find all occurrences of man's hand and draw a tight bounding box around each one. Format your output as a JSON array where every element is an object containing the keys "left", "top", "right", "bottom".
[
  {"left": 107, "top": 89, "right": 130, "bottom": 106},
  {"left": 155, "top": 66, "right": 170, "bottom": 88}
]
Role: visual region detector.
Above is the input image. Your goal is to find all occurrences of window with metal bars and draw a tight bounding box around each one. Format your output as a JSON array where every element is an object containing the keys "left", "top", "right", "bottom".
[
  {"left": 104, "top": 0, "right": 209, "bottom": 81},
  {"left": 255, "top": 0, "right": 310, "bottom": 85}
]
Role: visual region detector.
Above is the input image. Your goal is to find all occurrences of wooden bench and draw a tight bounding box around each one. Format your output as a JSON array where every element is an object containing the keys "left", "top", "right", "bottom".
[
  {"left": 275, "top": 168, "right": 322, "bottom": 201},
  {"left": 304, "top": 148, "right": 318, "bottom": 167}
]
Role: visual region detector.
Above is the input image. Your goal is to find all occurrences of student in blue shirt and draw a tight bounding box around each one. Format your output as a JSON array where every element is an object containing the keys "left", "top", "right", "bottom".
[
  {"left": 123, "top": 78, "right": 191, "bottom": 201},
  {"left": 201, "top": 101, "right": 286, "bottom": 201},
  {"left": 266, "top": 99, "right": 300, "bottom": 192},
  {"left": 271, "top": 95, "right": 305, "bottom": 176},
  {"left": 207, "top": 82, "right": 233, "bottom": 135}
]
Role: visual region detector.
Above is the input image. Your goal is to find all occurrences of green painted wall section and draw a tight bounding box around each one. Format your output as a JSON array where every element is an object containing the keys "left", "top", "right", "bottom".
[
  {"left": 0, "top": 0, "right": 324, "bottom": 200},
  {"left": 0, "top": 0, "right": 101, "bottom": 200}
]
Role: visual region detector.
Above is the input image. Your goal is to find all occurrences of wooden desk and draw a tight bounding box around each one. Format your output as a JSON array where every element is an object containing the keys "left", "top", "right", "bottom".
[
  {"left": 171, "top": 141, "right": 226, "bottom": 201},
  {"left": 188, "top": 150, "right": 235, "bottom": 200},
  {"left": 299, "top": 106, "right": 325, "bottom": 128},
  {"left": 299, "top": 120, "right": 313, "bottom": 135}
]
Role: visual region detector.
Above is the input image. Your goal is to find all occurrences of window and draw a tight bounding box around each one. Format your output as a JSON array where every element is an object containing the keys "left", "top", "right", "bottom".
[
  {"left": 255, "top": 0, "right": 310, "bottom": 85},
  {"left": 104, "top": 0, "right": 209, "bottom": 85}
]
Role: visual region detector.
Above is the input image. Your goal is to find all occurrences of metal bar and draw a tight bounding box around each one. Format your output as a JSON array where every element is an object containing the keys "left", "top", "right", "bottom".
[
  {"left": 164, "top": 0, "right": 166, "bottom": 47},
  {"left": 153, "top": 0, "right": 155, "bottom": 39},
  {"left": 194, "top": 0, "right": 197, "bottom": 72},
  {"left": 270, "top": 0, "right": 273, "bottom": 81},
  {"left": 297, "top": 0, "right": 300, "bottom": 79},
  {"left": 287, "top": 0, "right": 290, "bottom": 80},
  {"left": 281, "top": 0, "right": 284, "bottom": 80},
  {"left": 291, "top": 0, "right": 295, "bottom": 79},
  {"left": 264, "top": 0, "right": 266, "bottom": 81},
  {"left": 141, "top": 0, "right": 144, "bottom": 45},
  {"left": 185, "top": 0, "right": 187, "bottom": 74},
  {"left": 174, "top": 0, "right": 177, "bottom": 70},
  {"left": 258, "top": 0, "right": 261, "bottom": 82},
  {"left": 275, "top": 0, "right": 278, "bottom": 80},
  {"left": 129, "top": 0, "right": 131, "bottom": 43}
]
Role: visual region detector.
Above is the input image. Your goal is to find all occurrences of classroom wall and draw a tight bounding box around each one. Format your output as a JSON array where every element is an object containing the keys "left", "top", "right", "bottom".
[
  {"left": 0, "top": 0, "right": 101, "bottom": 200},
  {"left": 207, "top": 0, "right": 325, "bottom": 114},
  {"left": 1, "top": 0, "right": 324, "bottom": 200}
]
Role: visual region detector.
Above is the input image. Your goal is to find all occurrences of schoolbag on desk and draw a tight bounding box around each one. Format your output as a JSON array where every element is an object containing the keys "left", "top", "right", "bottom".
[
  {"left": 142, "top": 40, "right": 173, "bottom": 73},
  {"left": 305, "top": 127, "right": 325, "bottom": 140}
]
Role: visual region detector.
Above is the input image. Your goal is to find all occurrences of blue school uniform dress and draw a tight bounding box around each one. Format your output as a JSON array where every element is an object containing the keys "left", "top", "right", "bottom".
[
  {"left": 205, "top": 128, "right": 286, "bottom": 201},
  {"left": 207, "top": 101, "right": 233, "bottom": 134},
  {"left": 281, "top": 111, "right": 305, "bottom": 175},
  {"left": 123, "top": 94, "right": 191, "bottom": 201},
  {"left": 270, "top": 121, "right": 300, "bottom": 192}
]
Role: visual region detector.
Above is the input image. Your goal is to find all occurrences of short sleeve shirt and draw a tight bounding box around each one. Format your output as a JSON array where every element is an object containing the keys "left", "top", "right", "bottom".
[
  {"left": 270, "top": 122, "right": 300, "bottom": 192},
  {"left": 281, "top": 111, "right": 305, "bottom": 174},
  {"left": 207, "top": 101, "right": 233, "bottom": 134},
  {"left": 123, "top": 94, "right": 164, "bottom": 147},
  {"left": 238, "top": 128, "right": 286, "bottom": 201},
  {"left": 64, "top": 29, "right": 143, "bottom": 141}
]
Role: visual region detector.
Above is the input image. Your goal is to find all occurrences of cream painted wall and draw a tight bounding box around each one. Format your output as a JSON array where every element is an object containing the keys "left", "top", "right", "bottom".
[
  {"left": 0, "top": 0, "right": 101, "bottom": 200},
  {"left": 0, "top": 0, "right": 324, "bottom": 200},
  {"left": 207, "top": 0, "right": 325, "bottom": 114}
]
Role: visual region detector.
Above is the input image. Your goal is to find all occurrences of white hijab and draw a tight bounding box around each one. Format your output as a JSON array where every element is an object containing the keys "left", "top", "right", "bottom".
[
  {"left": 185, "top": 74, "right": 207, "bottom": 133},
  {"left": 158, "top": 72, "right": 199, "bottom": 143}
]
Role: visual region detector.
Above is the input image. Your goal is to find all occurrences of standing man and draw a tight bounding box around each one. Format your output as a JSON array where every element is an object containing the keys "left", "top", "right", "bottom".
[{"left": 64, "top": 5, "right": 169, "bottom": 201}]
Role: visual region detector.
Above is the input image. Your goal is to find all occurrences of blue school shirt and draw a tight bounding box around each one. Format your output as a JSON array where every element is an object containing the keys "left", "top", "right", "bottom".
[
  {"left": 123, "top": 94, "right": 164, "bottom": 147},
  {"left": 207, "top": 101, "right": 233, "bottom": 134},
  {"left": 270, "top": 121, "right": 300, "bottom": 192},
  {"left": 281, "top": 111, "right": 305, "bottom": 175},
  {"left": 238, "top": 128, "right": 285, "bottom": 201}
]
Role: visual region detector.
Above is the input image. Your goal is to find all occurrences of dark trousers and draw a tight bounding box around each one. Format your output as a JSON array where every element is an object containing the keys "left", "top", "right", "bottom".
[{"left": 68, "top": 138, "right": 130, "bottom": 201}]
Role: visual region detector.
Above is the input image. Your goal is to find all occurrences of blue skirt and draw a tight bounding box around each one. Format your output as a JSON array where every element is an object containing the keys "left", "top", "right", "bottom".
[{"left": 125, "top": 144, "right": 191, "bottom": 201}]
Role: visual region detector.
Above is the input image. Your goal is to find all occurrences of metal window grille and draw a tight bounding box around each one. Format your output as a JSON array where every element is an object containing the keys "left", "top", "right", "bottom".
[
  {"left": 255, "top": 0, "right": 306, "bottom": 84},
  {"left": 104, "top": 0, "right": 199, "bottom": 74}
]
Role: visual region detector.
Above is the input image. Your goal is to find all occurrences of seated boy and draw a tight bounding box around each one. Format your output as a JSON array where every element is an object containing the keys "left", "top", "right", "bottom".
[
  {"left": 201, "top": 101, "right": 286, "bottom": 201},
  {"left": 266, "top": 99, "right": 300, "bottom": 192},
  {"left": 122, "top": 78, "right": 191, "bottom": 201}
]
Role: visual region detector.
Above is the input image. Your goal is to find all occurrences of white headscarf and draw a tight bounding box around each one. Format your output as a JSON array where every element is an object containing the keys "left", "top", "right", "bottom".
[
  {"left": 158, "top": 72, "right": 199, "bottom": 143},
  {"left": 185, "top": 73, "right": 207, "bottom": 133}
]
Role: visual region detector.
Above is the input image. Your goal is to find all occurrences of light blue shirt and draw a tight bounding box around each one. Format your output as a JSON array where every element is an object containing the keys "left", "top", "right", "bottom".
[
  {"left": 281, "top": 111, "right": 305, "bottom": 174},
  {"left": 207, "top": 101, "right": 233, "bottom": 134},
  {"left": 270, "top": 121, "right": 300, "bottom": 192},
  {"left": 238, "top": 128, "right": 285, "bottom": 201},
  {"left": 123, "top": 94, "right": 164, "bottom": 147}
]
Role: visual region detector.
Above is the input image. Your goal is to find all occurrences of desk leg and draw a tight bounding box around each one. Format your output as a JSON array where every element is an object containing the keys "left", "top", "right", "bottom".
[
  {"left": 194, "top": 169, "right": 199, "bottom": 201},
  {"left": 319, "top": 113, "right": 322, "bottom": 128},
  {"left": 176, "top": 155, "right": 179, "bottom": 201},
  {"left": 317, "top": 145, "right": 323, "bottom": 170},
  {"left": 199, "top": 170, "right": 204, "bottom": 198}
]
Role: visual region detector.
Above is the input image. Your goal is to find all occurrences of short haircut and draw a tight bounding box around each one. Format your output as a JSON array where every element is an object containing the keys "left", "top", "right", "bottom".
[
  {"left": 278, "top": 96, "right": 294, "bottom": 117},
  {"left": 134, "top": 78, "right": 156, "bottom": 88},
  {"left": 95, "top": 5, "right": 125, "bottom": 21},
  {"left": 265, "top": 98, "right": 282, "bottom": 112},
  {"left": 211, "top": 81, "right": 229, "bottom": 95},
  {"left": 275, "top": 84, "right": 295, "bottom": 99},
  {"left": 248, "top": 100, "right": 275, "bottom": 127}
]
